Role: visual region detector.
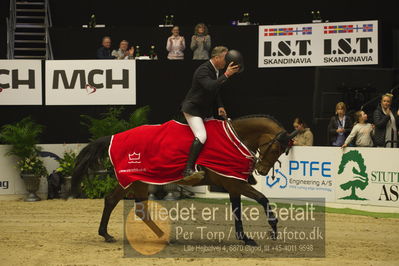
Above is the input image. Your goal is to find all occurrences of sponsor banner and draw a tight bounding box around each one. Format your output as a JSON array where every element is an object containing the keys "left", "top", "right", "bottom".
[
  {"left": 258, "top": 20, "right": 378, "bottom": 68},
  {"left": 335, "top": 147, "right": 399, "bottom": 207},
  {"left": 0, "top": 60, "right": 42, "bottom": 105},
  {"left": 256, "top": 147, "right": 336, "bottom": 202},
  {"left": 45, "top": 60, "right": 136, "bottom": 105},
  {"left": 255, "top": 146, "right": 399, "bottom": 207}
]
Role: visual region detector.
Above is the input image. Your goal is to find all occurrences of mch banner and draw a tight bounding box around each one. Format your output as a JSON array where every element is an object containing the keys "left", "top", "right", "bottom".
[
  {"left": 258, "top": 20, "right": 378, "bottom": 68},
  {"left": 45, "top": 60, "right": 136, "bottom": 105},
  {"left": 0, "top": 60, "right": 42, "bottom": 105}
]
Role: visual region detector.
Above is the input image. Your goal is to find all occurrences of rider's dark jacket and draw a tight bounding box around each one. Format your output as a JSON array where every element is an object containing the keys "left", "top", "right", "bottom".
[{"left": 181, "top": 60, "right": 227, "bottom": 118}]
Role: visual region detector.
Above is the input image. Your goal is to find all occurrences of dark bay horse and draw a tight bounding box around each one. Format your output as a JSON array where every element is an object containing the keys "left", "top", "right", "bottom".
[{"left": 70, "top": 115, "right": 297, "bottom": 246}]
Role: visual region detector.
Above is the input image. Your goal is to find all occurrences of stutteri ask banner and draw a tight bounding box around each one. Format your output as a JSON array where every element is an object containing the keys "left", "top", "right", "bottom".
[
  {"left": 258, "top": 20, "right": 378, "bottom": 68},
  {"left": 45, "top": 60, "right": 136, "bottom": 105},
  {"left": 255, "top": 146, "right": 399, "bottom": 207},
  {"left": 0, "top": 60, "right": 42, "bottom": 105}
]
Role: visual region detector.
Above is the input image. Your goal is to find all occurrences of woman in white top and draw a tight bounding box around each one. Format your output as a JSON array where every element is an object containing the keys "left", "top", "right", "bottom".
[
  {"left": 166, "top": 26, "right": 185, "bottom": 60},
  {"left": 342, "top": 110, "right": 374, "bottom": 148}
]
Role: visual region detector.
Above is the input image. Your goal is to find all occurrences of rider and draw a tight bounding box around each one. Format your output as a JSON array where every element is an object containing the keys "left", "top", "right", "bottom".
[{"left": 181, "top": 46, "right": 240, "bottom": 181}]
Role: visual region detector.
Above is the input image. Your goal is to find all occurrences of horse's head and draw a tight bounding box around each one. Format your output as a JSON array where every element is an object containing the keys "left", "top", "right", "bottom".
[
  {"left": 254, "top": 130, "right": 298, "bottom": 176},
  {"left": 232, "top": 115, "right": 298, "bottom": 176}
]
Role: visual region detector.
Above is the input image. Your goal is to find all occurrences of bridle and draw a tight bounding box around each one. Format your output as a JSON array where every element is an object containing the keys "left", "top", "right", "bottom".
[
  {"left": 256, "top": 131, "right": 287, "bottom": 161},
  {"left": 226, "top": 119, "right": 291, "bottom": 172}
]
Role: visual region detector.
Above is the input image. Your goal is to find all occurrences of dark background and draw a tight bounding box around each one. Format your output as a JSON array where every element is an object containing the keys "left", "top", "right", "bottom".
[
  {"left": 1, "top": 0, "right": 399, "bottom": 145},
  {"left": 0, "top": 0, "right": 9, "bottom": 59}
]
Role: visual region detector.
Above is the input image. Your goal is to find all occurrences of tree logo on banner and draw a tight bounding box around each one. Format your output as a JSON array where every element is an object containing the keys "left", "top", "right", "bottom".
[{"left": 337, "top": 150, "right": 369, "bottom": 200}]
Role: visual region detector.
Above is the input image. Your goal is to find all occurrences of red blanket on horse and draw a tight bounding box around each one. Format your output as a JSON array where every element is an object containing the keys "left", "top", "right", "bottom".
[{"left": 109, "top": 119, "right": 254, "bottom": 188}]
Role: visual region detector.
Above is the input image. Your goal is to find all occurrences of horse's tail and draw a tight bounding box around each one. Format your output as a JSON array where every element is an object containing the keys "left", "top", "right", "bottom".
[{"left": 70, "top": 136, "right": 112, "bottom": 198}]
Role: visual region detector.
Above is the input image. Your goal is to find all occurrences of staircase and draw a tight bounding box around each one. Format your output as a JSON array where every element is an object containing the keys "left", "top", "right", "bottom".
[{"left": 7, "top": 0, "right": 53, "bottom": 59}]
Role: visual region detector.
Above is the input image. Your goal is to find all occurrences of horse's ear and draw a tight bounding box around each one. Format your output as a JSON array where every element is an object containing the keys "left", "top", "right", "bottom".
[{"left": 287, "top": 130, "right": 299, "bottom": 140}]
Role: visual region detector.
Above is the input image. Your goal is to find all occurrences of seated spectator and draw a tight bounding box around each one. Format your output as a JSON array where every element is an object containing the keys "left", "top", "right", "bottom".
[
  {"left": 373, "top": 93, "right": 399, "bottom": 147},
  {"left": 190, "top": 23, "right": 211, "bottom": 60},
  {"left": 342, "top": 110, "right": 374, "bottom": 148},
  {"left": 112, "top": 40, "right": 134, "bottom": 59},
  {"left": 96, "top": 36, "right": 116, "bottom": 59},
  {"left": 328, "top": 102, "right": 353, "bottom": 146},
  {"left": 292, "top": 118, "right": 313, "bottom": 146},
  {"left": 166, "top": 26, "right": 185, "bottom": 60}
]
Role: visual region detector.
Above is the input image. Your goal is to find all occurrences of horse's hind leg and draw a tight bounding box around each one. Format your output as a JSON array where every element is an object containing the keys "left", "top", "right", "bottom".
[
  {"left": 229, "top": 193, "right": 258, "bottom": 246},
  {"left": 132, "top": 182, "right": 164, "bottom": 238},
  {"left": 99, "top": 184, "right": 127, "bottom": 242}
]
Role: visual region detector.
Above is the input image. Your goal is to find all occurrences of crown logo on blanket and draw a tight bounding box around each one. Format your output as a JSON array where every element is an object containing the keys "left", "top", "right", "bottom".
[{"left": 128, "top": 152, "right": 141, "bottom": 163}]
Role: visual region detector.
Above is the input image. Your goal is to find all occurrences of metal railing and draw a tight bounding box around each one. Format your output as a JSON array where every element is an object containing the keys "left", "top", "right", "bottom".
[
  {"left": 385, "top": 128, "right": 399, "bottom": 148},
  {"left": 7, "top": 0, "right": 16, "bottom": 59},
  {"left": 45, "top": 0, "right": 54, "bottom": 59},
  {"left": 6, "top": 18, "right": 11, "bottom": 58},
  {"left": 7, "top": 0, "right": 54, "bottom": 59}
]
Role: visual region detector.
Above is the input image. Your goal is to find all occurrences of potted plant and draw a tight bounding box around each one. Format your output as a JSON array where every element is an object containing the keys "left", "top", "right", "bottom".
[
  {"left": 0, "top": 117, "right": 47, "bottom": 201},
  {"left": 56, "top": 150, "right": 77, "bottom": 197},
  {"left": 17, "top": 155, "right": 48, "bottom": 201}
]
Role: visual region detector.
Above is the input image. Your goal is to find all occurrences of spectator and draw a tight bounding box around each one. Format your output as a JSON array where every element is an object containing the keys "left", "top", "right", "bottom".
[
  {"left": 327, "top": 102, "right": 353, "bottom": 146},
  {"left": 166, "top": 26, "right": 186, "bottom": 60},
  {"left": 96, "top": 36, "right": 116, "bottom": 59},
  {"left": 112, "top": 40, "right": 134, "bottom": 59},
  {"left": 190, "top": 23, "right": 211, "bottom": 60},
  {"left": 292, "top": 118, "right": 313, "bottom": 146},
  {"left": 373, "top": 93, "right": 399, "bottom": 147},
  {"left": 342, "top": 110, "right": 374, "bottom": 148}
]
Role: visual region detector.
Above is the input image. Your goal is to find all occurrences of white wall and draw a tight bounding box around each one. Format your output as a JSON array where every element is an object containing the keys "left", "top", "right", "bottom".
[{"left": 0, "top": 144, "right": 86, "bottom": 197}]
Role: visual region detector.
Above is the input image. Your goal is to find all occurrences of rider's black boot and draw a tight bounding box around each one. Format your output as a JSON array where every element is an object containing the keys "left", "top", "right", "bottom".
[{"left": 182, "top": 137, "right": 205, "bottom": 182}]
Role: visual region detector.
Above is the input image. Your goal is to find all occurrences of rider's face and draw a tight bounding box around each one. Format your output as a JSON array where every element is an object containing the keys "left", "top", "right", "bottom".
[{"left": 214, "top": 52, "right": 227, "bottom": 69}]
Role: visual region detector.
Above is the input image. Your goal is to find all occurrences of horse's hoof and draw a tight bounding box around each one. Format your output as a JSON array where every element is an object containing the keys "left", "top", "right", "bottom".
[
  {"left": 100, "top": 232, "right": 116, "bottom": 243},
  {"left": 268, "top": 218, "right": 278, "bottom": 237},
  {"left": 269, "top": 230, "right": 277, "bottom": 241},
  {"left": 183, "top": 171, "right": 204, "bottom": 182},
  {"left": 105, "top": 236, "right": 116, "bottom": 243},
  {"left": 244, "top": 238, "right": 258, "bottom": 246}
]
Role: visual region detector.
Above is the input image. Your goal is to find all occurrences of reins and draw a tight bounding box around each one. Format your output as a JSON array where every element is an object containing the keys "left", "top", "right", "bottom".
[{"left": 225, "top": 118, "right": 286, "bottom": 168}]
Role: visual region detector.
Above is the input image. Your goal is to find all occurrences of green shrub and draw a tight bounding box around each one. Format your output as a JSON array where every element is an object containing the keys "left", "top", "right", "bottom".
[
  {"left": 0, "top": 117, "right": 44, "bottom": 159},
  {"left": 0, "top": 117, "right": 47, "bottom": 177},
  {"left": 81, "top": 171, "right": 118, "bottom": 199},
  {"left": 56, "top": 150, "right": 77, "bottom": 177},
  {"left": 81, "top": 106, "right": 150, "bottom": 141}
]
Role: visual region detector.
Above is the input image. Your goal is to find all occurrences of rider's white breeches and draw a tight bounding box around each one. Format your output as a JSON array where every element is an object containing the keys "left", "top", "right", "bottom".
[{"left": 183, "top": 113, "right": 207, "bottom": 144}]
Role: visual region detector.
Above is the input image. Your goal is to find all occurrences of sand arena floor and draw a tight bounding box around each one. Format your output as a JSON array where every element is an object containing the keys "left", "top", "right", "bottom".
[{"left": 0, "top": 198, "right": 398, "bottom": 266}]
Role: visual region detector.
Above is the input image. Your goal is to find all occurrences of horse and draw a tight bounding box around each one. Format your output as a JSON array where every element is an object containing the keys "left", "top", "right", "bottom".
[{"left": 69, "top": 115, "right": 298, "bottom": 246}]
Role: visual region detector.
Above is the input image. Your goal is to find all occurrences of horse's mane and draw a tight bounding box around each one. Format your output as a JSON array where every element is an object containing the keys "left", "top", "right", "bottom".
[{"left": 233, "top": 114, "right": 284, "bottom": 128}]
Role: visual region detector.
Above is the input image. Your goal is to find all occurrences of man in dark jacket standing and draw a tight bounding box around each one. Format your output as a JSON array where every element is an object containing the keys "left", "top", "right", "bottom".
[
  {"left": 96, "top": 36, "right": 116, "bottom": 59},
  {"left": 181, "top": 46, "right": 239, "bottom": 181}
]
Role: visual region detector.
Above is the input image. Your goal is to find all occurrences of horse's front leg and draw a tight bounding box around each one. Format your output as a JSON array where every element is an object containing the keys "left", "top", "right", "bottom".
[
  {"left": 229, "top": 193, "right": 257, "bottom": 246},
  {"left": 240, "top": 184, "right": 278, "bottom": 240}
]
